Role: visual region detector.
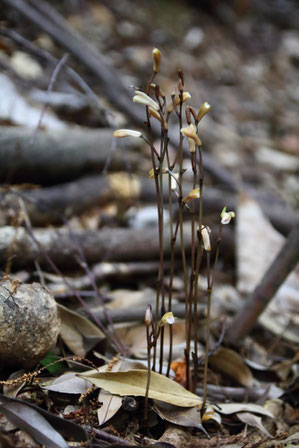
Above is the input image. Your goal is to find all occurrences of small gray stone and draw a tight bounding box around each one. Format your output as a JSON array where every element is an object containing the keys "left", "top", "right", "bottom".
[{"left": 0, "top": 278, "right": 60, "bottom": 367}]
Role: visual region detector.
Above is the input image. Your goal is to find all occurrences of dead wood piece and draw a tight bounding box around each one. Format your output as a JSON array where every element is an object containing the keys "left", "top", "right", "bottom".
[
  {"left": 48, "top": 260, "right": 161, "bottom": 293},
  {"left": 1, "top": 174, "right": 294, "bottom": 235},
  {"left": 227, "top": 222, "right": 299, "bottom": 343},
  {"left": 0, "top": 126, "right": 141, "bottom": 183},
  {"left": 0, "top": 226, "right": 190, "bottom": 268},
  {"left": 92, "top": 303, "right": 205, "bottom": 325},
  {"left": 0, "top": 224, "right": 233, "bottom": 268}
]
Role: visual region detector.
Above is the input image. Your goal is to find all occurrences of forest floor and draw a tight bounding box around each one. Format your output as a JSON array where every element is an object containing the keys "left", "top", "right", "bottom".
[{"left": 0, "top": 1, "right": 298, "bottom": 447}]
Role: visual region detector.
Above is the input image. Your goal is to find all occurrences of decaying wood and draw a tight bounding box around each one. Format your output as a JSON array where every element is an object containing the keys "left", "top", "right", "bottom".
[
  {"left": 1, "top": 174, "right": 295, "bottom": 235},
  {"left": 227, "top": 223, "right": 299, "bottom": 343},
  {"left": 92, "top": 303, "right": 205, "bottom": 325},
  {"left": 0, "top": 127, "right": 141, "bottom": 183},
  {"left": 0, "top": 224, "right": 233, "bottom": 268}
]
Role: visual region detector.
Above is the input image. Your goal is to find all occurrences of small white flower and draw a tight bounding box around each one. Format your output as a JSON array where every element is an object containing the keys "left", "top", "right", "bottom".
[
  {"left": 220, "top": 207, "right": 235, "bottom": 224},
  {"left": 159, "top": 312, "right": 177, "bottom": 327},
  {"left": 133, "top": 90, "right": 160, "bottom": 111},
  {"left": 200, "top": 225, "right": 211, "bottom": 251},
  {"left": 113, "top": 129, "right": 142, "bottom": 138}
]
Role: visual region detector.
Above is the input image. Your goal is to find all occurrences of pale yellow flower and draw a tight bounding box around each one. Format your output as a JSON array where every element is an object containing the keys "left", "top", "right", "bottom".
[
  {"left": 181, "top": 123, "right": 202, "bottom": 148},
  {"left": 113, "top": 129, "right": 142, "bottom": 138},
  {"left": 167, "top": 92, "right": 191, "bottom": 113},
  {"left": 183, "top": 188, "right": 200, "bottom": 203}
]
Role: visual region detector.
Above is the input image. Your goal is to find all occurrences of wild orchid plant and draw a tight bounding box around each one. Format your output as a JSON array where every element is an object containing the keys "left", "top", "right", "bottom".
[{"left": 114, "top": 49, "right": 235, "bottom": 412}]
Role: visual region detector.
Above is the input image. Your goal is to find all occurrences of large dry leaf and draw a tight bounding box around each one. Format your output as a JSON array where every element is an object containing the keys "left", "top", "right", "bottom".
[
  {"left": 0, "top": 399, "right": 68, "bottom": 448},
  {"left": 79, "top": 369, "right": 202, "bottom": 407},
  {"left": 43, "top": 372, "right": 91, "bottom": 394},
  {"left": 236, "top": 412, "right": 273, "bottom": 438},
  {"left": 154, "top": 400, "right": 208, "bottom": 435},
  {"left": 58, "top": 304, "right": 104, "bottom": 356},
  {"left": 208, "top": 348, "right": 254, "bottom": 387},
  {"left": 217, "top": 403, "right": 274, "bottom": 418}
]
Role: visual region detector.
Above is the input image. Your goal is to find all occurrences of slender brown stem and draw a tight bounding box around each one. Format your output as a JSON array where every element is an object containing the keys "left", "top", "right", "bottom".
[{"left": 202, "top": 250, "right": 211, "bottom": 411}]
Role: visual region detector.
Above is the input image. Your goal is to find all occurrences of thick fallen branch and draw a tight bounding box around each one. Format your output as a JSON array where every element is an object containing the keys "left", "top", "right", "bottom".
[
  {"left": 0, "top": 224, "right": 233, "bottom": 268},
  {"left": 47, "top": 260, "right": 162, "bottom": 295},
  {"left": 93, "top": 303, "right": 205, "bottom": 325},
  {"left": 227, "top": 223, "right": 299, "bottom": 343},
  {"left": 1, "top": 174, "right": 295, "bottom": 235},
  {"left": 0, "top": 127, "right": 141, "bottom": 183}
]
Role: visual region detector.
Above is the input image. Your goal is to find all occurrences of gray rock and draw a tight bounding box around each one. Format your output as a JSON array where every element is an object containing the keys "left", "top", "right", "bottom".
[{"left": 0, "top": 279, "right": 60, "bottom": 367}]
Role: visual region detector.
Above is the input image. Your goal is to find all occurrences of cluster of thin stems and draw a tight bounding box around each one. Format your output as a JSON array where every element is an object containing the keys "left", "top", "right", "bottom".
[{"left": 115, "top": 51, "right": 235, "bottom": 416}]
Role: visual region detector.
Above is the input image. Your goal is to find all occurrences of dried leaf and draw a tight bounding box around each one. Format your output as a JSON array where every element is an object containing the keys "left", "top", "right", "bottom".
[
  {"left": 0, "top": 394, "right": 88, "bottom": 445},
  {"left": 58, "top": 304, "right": 104, "bottom": 356},
  {"left": 154, "top": 400, "right": 208, "bottom": 435},
  {"left": 0, "top": 400, "right": 68, "bottom": 448},
  {"left": 97, "top": 390, "right": 122, "bottom": 425},
  {"left": 237, "top": 412, "right": 273, "bottom": 438},
  {"left": 217, "top": 403, "right": 274, "bottom": 418},
  {"left": 208, "top": 347, "right": 254, "bottom": 387},
  {"left": 43, "top": 372, "right": 91, "bottom": 394},
  {"left": 79, "top": 369, "right": 202, "bottom": 407}
]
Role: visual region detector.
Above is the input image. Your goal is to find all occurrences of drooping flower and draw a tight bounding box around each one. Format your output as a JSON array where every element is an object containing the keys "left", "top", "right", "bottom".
[
  {"left": 113, "top": 129, "right": 142, "bottom": 138},
  {"left": 167, "top": 92, "right": 191, "bottom": 113},
  {"left": 133, "top": 90, "right": 159, "bottom": 111},
  {"left": 200, "top": 225, "right": 211, "bottom": 251},
  {"left": 220, "top": 207, "right": 235, "bottom": 224},
  {"left": 183, "top": 188, "right": 200, "bottom": 203},
  {"left": 148, "top": 167, "right": 168, "bottom": 178},
  {"left": 181, "top": 123, "right": 201, "bottom": 151}
]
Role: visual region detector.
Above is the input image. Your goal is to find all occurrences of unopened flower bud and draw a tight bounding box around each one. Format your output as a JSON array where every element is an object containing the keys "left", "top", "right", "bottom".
[
  {"left": 183, "top": 188, "right": 200, "bottom": 203},
  {"left": 114, "top": 129, "right": 142, "bottom": 138},
  {"left": 197, "top": 102, "right": 211, "bottom": 123},
  {"left": 153, "top": 48, "right": 161, "bottom": 73},
  {"left": 145, "top": 305, "right": 153, "bottom": 327}
]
